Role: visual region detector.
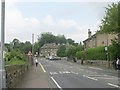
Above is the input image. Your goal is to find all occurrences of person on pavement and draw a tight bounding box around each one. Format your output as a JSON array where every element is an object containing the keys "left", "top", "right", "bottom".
[
  {"left": 116, "top": 57, "right": 120, "bottom": 70},
  {"left": 35, "top": 58, "right": 38, "bottom": 67}
]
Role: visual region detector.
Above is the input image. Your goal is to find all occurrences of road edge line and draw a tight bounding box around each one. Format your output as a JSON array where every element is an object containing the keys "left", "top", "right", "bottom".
[
  {"left": 51, "top": 77, "right": 62, "bottom": 89},
  {"left": 108, "top": 83, "right": 120, "bottom": 88},
  {"left": 39, "top": 62, "right": 46, "bottom": 73}
]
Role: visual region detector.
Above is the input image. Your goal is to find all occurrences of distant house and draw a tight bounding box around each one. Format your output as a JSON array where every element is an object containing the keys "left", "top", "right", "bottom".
[
  {"left": 83, "top": 29, "right": 117, "bottom": 49},
  {"left": 40, "top": 43, "right": 59, "bottom": 57}
]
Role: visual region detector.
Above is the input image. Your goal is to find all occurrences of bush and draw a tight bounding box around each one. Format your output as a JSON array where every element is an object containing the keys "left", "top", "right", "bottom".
[
  {"left": 76, "top": 46, "right": 116, "bottom": 61},
  {"left": 85, "top": 46, "right": 106, "bottom": 60},
  {"left": 76, "top": 51, "right": 86, "bottom": 59},
  {"left": 5, "top": 49, "right": 27, "bottom": 65},
  {"left": 66, "top": 45, "right": 77, "bottom": 58}
]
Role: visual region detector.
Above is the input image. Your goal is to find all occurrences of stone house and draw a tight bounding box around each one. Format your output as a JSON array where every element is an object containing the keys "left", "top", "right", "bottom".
[
  {"left": 83, "top": 29, "right": 117, "bottom": 49},
  {"left": 40, "top": 43, "right": 59, "bottom": 57}
]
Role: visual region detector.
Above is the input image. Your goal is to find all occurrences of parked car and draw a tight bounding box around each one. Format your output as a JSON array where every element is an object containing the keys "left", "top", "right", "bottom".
[{"left": 49, "top": 56, "right": 61, "bottom": 60}]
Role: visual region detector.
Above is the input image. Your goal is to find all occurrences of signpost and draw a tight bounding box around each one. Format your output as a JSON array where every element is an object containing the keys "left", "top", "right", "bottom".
[{"left": 0, "top": 0, "right": 6, "bottom": 89}]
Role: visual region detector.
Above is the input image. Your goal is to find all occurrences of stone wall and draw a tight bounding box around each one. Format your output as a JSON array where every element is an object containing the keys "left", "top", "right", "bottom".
[
  {"left": 5, "top": 64, "right": 30, "bottom": 88},
  {"left": 68, "top": 58, "right": 115, "bottom": 69},
  {"left": 84, "top": 60, "right": 114, "bottom": 68}
]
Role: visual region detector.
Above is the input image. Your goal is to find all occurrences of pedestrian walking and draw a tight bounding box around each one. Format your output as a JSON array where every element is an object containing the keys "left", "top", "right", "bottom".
[
  {"left": 116, "top": 57, "right": 120, "bottom": 70},
  {"left": 35, "top": 59, "right": 38, "bottom": 67}
]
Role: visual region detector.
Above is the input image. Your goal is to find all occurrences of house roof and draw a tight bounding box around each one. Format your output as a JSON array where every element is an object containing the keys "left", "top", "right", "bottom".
[
  {"left": 83, "top": 33, "right": 97, "bottom": 43},
  {"left": 41, "top": 43, "right": 59, "bottom": 49}
]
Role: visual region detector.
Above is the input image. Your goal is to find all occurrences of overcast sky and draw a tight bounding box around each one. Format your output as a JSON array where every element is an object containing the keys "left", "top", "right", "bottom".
[{"left": 0, "top": 0, "right": 119, "bottom": 43}]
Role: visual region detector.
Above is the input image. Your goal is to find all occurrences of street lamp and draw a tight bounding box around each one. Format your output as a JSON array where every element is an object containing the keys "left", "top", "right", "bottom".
[{"left": 0, "top": 0, "right": 6, "bottom": 89}]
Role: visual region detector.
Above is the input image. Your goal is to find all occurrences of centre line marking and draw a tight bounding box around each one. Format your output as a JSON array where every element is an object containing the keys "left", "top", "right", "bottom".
[
  {"left": 39, "top": 62, "right": 46, "bottom": 73},
  {"left": 83, "top": 75, "right": 98, "bottom": 81},
  {"left": 51, "top": 77, "right": 62, "bottom": 90},
  {"left": 108, "top": 83, "right": 120, "bottom": 88}
]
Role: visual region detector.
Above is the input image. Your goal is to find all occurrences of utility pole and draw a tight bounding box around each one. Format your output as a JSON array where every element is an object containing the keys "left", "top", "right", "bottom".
[
  {"left": 0, "top": 0, "right": 6, "bottom": 89},
  {"left": 32, "top": 33, "right": 34, "bottom": 56}
]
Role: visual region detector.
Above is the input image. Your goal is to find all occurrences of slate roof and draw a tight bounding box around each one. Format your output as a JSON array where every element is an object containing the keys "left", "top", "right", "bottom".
[{"left": 41, "top": 43, "right": 59, "bottom": 49}]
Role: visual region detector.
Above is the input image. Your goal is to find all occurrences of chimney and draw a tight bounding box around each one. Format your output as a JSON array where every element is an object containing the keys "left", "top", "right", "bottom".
[{"left": 88, "top": 29, "right": 92, "bottom": 38}]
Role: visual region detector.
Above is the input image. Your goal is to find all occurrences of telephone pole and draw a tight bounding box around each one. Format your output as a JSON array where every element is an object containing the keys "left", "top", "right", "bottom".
[
  {"left": 32, "top": 34, "right": 34, "bottom": 56},
  {"left": 0, "top": 0, "right": 6, "bottom": 89}
]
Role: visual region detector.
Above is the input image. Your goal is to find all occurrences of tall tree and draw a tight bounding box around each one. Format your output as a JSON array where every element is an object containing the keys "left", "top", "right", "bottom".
[
  {"left": 38, "top": 32, "right": 57, "bottom": 47},
  {"left": 56, "top": 35, "right": 66, "bottom": 44},
  {"left": 100, "top": 3, "right": 119, "bottom": 40},
  {"left": 100, "top": 2, "right": 120, "bottom": 58},
  {"left": 22, "top": 41, "right": 32, "bottom": 54},
  {"left": 12, "top": 38, "right": 20, "bottom": 49},
  {"left": 67, "top": 38, "right": 75, "bottom": 45}
]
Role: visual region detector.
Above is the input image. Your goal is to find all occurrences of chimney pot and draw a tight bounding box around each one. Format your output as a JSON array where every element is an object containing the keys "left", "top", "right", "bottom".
[{"left": 88, "top": 29, "right": 92, "bottom": 38}]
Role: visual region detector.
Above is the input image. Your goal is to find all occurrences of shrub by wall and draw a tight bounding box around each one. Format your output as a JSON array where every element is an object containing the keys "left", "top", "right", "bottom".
[{"left": 76, "top": 45, "right": 115, "bottom": 61}]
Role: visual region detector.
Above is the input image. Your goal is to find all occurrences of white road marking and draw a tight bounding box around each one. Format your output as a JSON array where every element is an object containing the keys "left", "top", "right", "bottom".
[
  {"left": 83, "top": 75, "right": 98, "bottom": 81},
  {"left": 71, "top": 71, "right": 79, "bottom": 75},
  {"left": 39, "top": 62, "right": 46, "bottom": 73},
  {"left": 51, "top": 77, "right": 62, "bottom": 90},
  {"left": 89, "top": 67, "right": 103, "bottom": 70},
  {"left": 95, "top": 77, "right": 115, "bottom": 79},
  {"left": 108, "top": 83, "right": 120, "bottom": 88},
  {"left": 50, "top": 72, "right": 58, "bottom": 75},
  {"left": 89, "top": 75, "right": 118, "bottom": 80},
  {"left": 88, "top": 75, "right": 108, "bottom": 77},
  {"left": 65, "top": 71, "right": 71, "bottom": 74}
]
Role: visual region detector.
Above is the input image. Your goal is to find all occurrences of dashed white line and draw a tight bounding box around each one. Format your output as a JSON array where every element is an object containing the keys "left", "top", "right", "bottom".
[
  {"left": 51, "top": 77, "right": 62, "bottom": 90},
  {"left": 71, "top": 71, "right": 79, "bottom": 75},
  {"left": 83, "top": 75, "right": 98, "bottom": 81},
  {"left": 39, "top": 62, "right": 46, "bottom": 73},
  {"left": 108, "top": 83, "right": 120, "bottom": 88}
]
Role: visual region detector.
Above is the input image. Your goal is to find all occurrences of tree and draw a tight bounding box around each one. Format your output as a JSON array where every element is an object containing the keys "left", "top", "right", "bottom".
[
  {"left": 57, "top": 45, "right": 66, "bottom": 57},
  {"left": 56, "top": 35, "right": 66, "bottom": 44},
  {"left": 38, "top": 32, "right": 57, "bottom": 47},
  {"left": 100, "top": 2, "right": 120, "bottom": 58},
  {"left": 76, "top": 44, "right": 84, "bottom": 52},
  {"left": 5, "top": 43, "right": 11, "bottom": 52},
  {"left": 67, "top": 38, "right": 75, "bottom": 45},
  {"left": 12, "top": 38, "right": 21, "bottom": 49},
  {"left": 66, "top": 45, "right": 77, "bottom": 58},
  {"left": 22, "top": 41, "right": 32, "bottom": 54},
  {"left": 100, "top": 3, "right": 120, "bottom": 40}
]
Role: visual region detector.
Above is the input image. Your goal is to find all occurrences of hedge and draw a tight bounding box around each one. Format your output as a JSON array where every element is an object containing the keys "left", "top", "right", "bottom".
[{"left": 76, "top": 45, "right": 116, "bottom": 61}]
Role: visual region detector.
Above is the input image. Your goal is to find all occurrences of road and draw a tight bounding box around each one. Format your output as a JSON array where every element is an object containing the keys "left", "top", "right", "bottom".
[{"left": 38, "top": 58, "right": 119, "bottom": 89}]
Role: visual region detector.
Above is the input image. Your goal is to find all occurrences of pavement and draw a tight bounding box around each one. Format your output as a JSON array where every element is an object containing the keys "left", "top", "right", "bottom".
[{"left": 17, "top": 62, "right": 57, "bottom": 88}]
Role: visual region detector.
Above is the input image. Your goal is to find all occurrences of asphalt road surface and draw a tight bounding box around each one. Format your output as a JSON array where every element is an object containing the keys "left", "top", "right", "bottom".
[{"left": 38, "top": 58, "right": 119, "bottom": 89}]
